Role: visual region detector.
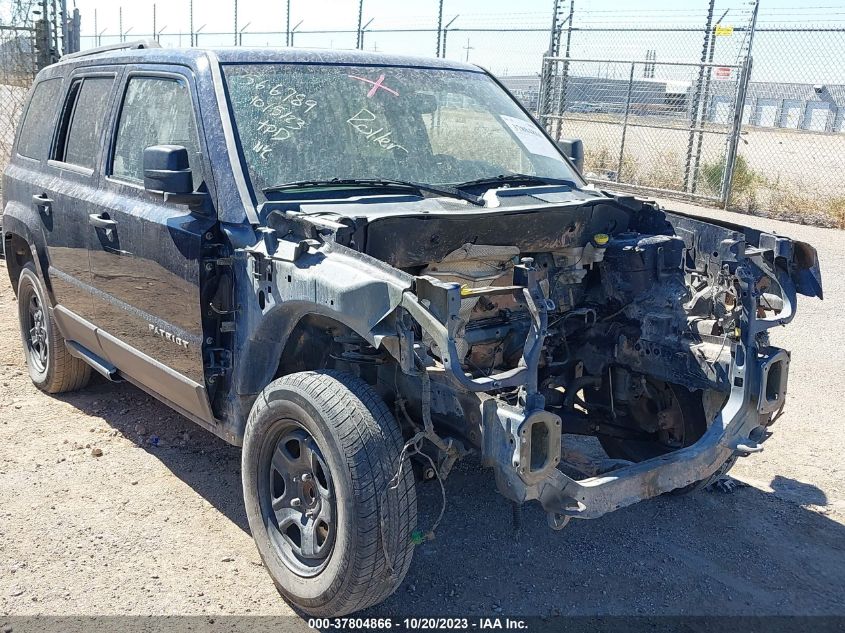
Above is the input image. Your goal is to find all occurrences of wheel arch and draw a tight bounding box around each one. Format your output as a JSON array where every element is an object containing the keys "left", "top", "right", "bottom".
[
  {"left": 227, "top": 301, "right": 402, "bottom": 440},
  {"left": 2, "top": 203, "right": 51, "bottom": 298}
]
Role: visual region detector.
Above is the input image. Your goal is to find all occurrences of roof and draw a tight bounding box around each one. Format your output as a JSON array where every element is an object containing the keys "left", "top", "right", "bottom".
[{"left": 53, "top": 43, "right": 482, "bottom": 73}]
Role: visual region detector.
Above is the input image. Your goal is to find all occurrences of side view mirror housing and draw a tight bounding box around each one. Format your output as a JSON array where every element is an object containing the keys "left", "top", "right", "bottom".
[
  {"left": 557, "top": 138, "right": 584, "bottom": 173},
  {"left": 143, "top": 144, "right": 208, "bottom": 208}
]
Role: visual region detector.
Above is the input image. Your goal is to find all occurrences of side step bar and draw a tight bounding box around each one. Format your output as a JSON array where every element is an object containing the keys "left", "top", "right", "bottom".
[{"left": 65, "top": 341, "right": 122, "bottom": 382}]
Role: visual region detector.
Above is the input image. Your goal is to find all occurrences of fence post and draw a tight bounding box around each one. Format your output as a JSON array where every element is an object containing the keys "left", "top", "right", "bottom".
[
  {"left": 691, "top": 8, "right": 729, "bottom": 193},
  {"left": 683, "top": 0, "right": 716, "bottom": 192},
  {"left": 721, "top": 1, "right": 759, "bottom": 207},
  {"left": 356, "top": 0, "right": 363, "bottom": 49},
  {"left": 616, "top": 61, "right": 636, "bottom": 182},
  {"left": 435, "top": 0, "right": 443, "bottom": 57},
  {"left": 721, "top": 57, "right": 752, "bottom": 206},
  {"left": 554, "top": 0, "right": 575, "bottom": 140},
  {"left": 539, "top": 0, "right": 562, "bottom": 133}
]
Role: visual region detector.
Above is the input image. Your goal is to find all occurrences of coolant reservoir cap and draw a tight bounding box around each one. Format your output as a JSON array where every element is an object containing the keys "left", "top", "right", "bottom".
[{"left": 593, "top": 233, "right": 610, "bottom": 246}]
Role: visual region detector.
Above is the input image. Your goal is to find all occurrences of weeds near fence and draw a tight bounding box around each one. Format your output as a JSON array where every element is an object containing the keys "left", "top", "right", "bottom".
[
  {"left": 701, "top": 155, "right": 759, "bottom": 209},
  {"left": 582, "top": 142, "right": 845, "bottom": 228},
  {"left": 585, "top": 148, "right": 684, "bottom": 192}
]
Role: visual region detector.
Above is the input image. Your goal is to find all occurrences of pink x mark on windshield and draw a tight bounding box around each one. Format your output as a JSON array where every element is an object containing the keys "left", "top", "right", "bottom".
[{"left": 347, "top": 73, "right": 400, "bottom": 97}]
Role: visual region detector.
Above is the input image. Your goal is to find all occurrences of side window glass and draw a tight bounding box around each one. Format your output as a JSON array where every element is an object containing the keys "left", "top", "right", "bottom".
[
  {"left": 54, "top": 76, "right": 115, "bottom": 169},
  {"left": 17, "top": 78, "right": 62, "bottom": 160},
  {"left": 112, "top": 76, "right": 203, "bottom": 189}
]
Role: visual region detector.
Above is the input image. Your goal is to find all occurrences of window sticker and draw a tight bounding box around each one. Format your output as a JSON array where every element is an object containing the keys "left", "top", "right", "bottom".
[{"left": 499, "top": 114, "right": 562, "bottom": 161}]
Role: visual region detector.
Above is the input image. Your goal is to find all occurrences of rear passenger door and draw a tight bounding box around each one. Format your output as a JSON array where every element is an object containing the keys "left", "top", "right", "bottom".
[
  {"left": 88, "top": 67, "right": 216, "bottom": 421},
  {"left": 40, "top": 71, "right": 117, "bottom": 332}
]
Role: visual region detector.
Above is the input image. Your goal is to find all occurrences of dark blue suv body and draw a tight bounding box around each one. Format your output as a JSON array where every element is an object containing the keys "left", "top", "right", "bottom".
[{"left": 2, "top": 42, "right": 822, "bottom": 616}]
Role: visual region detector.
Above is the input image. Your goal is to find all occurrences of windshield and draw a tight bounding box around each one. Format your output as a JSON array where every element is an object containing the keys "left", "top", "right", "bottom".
[{"left": 222, "top": 63, "right": 579, "bottom": 199}]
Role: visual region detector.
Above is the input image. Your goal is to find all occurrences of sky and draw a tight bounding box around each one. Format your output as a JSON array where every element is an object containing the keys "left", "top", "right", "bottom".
[{"left": 49, "top": 0, "right": 845, "bottom": 81}]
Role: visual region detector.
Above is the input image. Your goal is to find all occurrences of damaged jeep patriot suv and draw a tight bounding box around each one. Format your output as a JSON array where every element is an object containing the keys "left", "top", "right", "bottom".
[{"left": 3, "top": 42, "right": 822, "bottom": 616}]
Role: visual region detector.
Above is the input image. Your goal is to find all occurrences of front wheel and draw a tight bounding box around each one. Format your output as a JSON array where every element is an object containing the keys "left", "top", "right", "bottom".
[{"left": 242, "top": 370, "right": 417, "bottom": 616}]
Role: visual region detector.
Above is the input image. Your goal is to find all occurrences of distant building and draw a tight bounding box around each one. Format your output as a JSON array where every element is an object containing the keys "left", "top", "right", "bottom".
[
  {"left": 500, "top": 73, "right": 845, "bottom": 133},
  {"left": 708, "top": 80, "right": 845, "bottom": 132},
  {"left": 499, "top": 74, "right": 689, "bottom": 117}
]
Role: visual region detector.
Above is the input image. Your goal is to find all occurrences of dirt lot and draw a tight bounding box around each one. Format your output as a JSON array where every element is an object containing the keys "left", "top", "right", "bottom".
[{"left": 1, "top": 203, "right": 844, "bottom": 621}]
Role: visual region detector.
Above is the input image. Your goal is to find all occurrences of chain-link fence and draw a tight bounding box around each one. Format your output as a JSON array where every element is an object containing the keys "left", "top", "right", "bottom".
[
  {"left": 81, "top": 25, "right": 554, "bottom": 78},
  {"left": 1, "top": 0, "right": 76, "bottom": 193},
  {"left": 539, "top": 1, "right": 758, "bottom": 204},
  {"left": 541, "top": 56, "right": 747, "bottom": 202},
  {"left": 6, "top": 0, "right": 845, "bottom": 227},
  {"left": 0, "top": 24, "right": 36, "bottom": 182},
  {"left": 732, "top": 26, "right": 845, "bottom": 226},
  {"left": 538, "top": 1, "right": 845, "bottom": 227}
]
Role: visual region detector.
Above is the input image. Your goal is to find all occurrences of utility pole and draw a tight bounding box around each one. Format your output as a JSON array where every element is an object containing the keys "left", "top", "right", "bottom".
[
  {"left": 463, "top": 37, "right": 473, "bottom": 62},
  {"left": 233, "top": 0, "right": 238, "bottom": 46},
  {"left": 94, "top": 8, "right": 98, "bottom": 46},
  {"left": 189, "top": 0, "right": 194, "bottom": 46},
  {"left": 435, "top": 0, "right": 444, "bottom": 57},
  {"left": 721, "top": 0, "right": 759, "bottom": 206},
  {"left": 68, "top": 6, "right": 80, "bottom": 53},
  {"left": 152, "top": 4, "right": 156, "bottom": 42},
  {"left": 119, "top": 6, "right": 123, "bottom": 42}
]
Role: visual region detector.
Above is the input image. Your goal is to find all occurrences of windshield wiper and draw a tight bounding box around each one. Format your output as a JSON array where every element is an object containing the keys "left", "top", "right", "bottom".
[
  {"left": 454, "top": 174, "right": 576, "bottom": 190},
  {"left": 262, "top": 178, "right": 484, "bottom": 206}
]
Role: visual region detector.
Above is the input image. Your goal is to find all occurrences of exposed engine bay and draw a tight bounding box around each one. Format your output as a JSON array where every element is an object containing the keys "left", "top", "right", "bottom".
[{"left": 242, "top": 190, "right": 822, "bottom": 528}]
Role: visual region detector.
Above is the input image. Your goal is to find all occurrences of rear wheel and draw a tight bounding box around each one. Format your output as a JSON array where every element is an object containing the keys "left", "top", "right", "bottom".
[
  {"left": 242, "top": 370, "right": 417, "bottom": 616},
  {"left": 16, "top": 263, "right": 91, "bottom": 394}
]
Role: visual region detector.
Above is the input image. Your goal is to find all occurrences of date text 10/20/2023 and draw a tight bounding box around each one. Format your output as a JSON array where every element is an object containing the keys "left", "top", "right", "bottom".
[{"left": 307, "top": 617, "right": 529, "bottom": 630}]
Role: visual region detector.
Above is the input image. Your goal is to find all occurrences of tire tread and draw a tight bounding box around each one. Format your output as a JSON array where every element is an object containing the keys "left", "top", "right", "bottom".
[
  {"left": 244, "top": 370, "right": 417, "bottom": 616},
  {"left": 17, "top": 264, "right": 91, "bottom": 394}
]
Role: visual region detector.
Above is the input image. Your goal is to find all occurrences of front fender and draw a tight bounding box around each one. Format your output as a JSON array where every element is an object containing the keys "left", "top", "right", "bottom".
[{"left": 231, "top": 240, "right": 413, "bottom": 398}]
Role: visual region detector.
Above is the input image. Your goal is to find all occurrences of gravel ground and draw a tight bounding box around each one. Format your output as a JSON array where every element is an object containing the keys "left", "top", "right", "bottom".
[{"left": 1, "top": 202, "right": 844, "bottom": 620}]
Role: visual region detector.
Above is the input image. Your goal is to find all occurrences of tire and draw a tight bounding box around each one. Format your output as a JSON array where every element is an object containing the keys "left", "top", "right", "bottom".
[
  {"left": 242, "top": 370, "right": 417, "bottom": 616},
  {"left": 16, "top": 262, "right": 92, "bottom": 394}
]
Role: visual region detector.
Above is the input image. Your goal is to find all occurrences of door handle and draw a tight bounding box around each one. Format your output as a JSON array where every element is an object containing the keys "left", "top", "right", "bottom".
[
  {"left": 32, "top": 193, "right": 53, "bottom": 213},
  {"left": 88, "top": 213, "right": 117, "bottom": 230}
]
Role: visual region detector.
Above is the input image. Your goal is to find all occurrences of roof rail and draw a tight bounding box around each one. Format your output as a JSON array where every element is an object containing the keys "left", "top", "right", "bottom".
[{"left": 61, "top": 39, "right": 162, "bottom": 61}]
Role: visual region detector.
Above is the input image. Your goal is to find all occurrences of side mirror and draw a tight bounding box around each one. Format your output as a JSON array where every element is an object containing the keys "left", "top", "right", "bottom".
[
  {"left": 557, "top": 138, "right": 584, "bottom": 173},
  {"left": 143, "top": 144, "right": 207, "bottom": 207}
]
